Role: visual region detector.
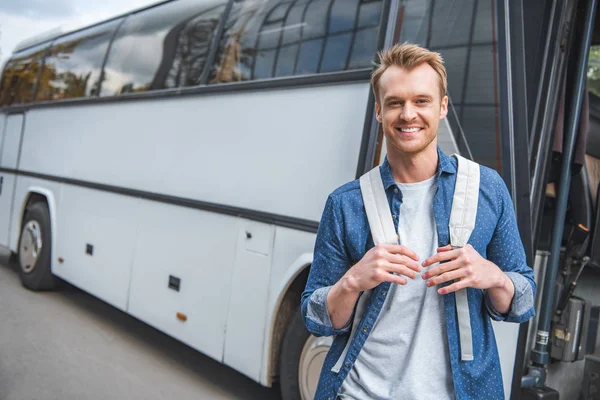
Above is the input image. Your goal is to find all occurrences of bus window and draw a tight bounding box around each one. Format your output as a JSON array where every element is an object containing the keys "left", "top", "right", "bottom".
[
  {"left": 397, "top": 0, "right": 502, "bottom": 171},
  {"left": 0, "top": 44, "right": 48, "bottom": 106},
  {"left": 209, "top": 0, "right": 384, "bottom": 84},
  {"left": 35, "top": 20, "right": 120, "bottom": 102},
  {"left": 100, "top": 0, "right": 227, "bottom": 97}
]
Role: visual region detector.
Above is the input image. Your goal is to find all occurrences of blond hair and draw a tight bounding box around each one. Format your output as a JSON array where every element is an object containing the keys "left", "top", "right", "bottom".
[{"left": 371, "top": 43, "right": 447, "bottom": 102}]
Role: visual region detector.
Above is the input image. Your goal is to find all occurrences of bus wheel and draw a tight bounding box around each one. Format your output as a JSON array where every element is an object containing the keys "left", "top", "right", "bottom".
[
  {"left": 280, "top": 307, "right": 332, "bottom": 400},
  {"left": 18, "top": 202, "right": 55, "bottom": 291}
]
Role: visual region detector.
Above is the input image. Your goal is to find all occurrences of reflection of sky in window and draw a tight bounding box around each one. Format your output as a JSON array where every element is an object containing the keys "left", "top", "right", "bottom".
[
  {"left": 329, "top": 0, "right": 359, "bottom": 33},
  {"left": 104, "top": 33, "right": 167, "bottom": 92},
  {"left": 258, "top": 21, "right": 283, "bottom": 48},
  {"left": 302, "top": 0, "right": 329, "bottom": 39},
  {"left": 275, "top": 45, "right": 297, "bottom": 77},
  {"left": 439, "top": 46, "right": 467, "bottom": 100},
  {"left": 398, "top": 0, "right": 431, "bottom": 45},
  {"left": 472, "top": 0, "right": 494, "bottom": 44},
  {"left": 296, "top": 39, "right": 322, "bottom": 74},
  {"left": 349, "top": 27, "right": 378, "bottom": 68},
  {"left": 429, "top": 0, "right": 474, "bottom": 47},
  {"left": 254, "top": 49, "right": 276, "bottom": 79},
  {"left": 282, "top": 4, "right": 306, "bottom": 44},
  {"left": 321, "top": 33, "right": 352, "bottom": 73},
  {"left": 464, "top": 45, "right": 495, "bottom": 104},
  {"left": 358, "top": 1, "right": 382, "bottom": 27}
]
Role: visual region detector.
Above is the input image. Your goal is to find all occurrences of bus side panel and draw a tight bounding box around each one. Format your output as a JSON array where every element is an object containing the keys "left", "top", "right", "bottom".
[
  {"left": 53, "top": 185, "right": 139, "bottom": 311},
  {"left": 19, "top": 82, "right": 371, "bottom": 222},
  {"left": 493, "top": 321, "right": 519, "bottom": 399},
  {"left": 223, "top": 219, "right": 275, "bottom": 381},
  {"left": 0, "top": 114, "right": 23, "bottom": 248},
  {"left": 260, "top": 227, "right": 317, "bottom": 385},
  {"left": 127, "top": 199, "right": 238, "bottom": 363}
]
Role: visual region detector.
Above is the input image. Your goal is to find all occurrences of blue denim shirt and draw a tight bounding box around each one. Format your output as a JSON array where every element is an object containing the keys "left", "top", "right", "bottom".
[{"left": 301, "top": 148, "right": 536, "bottom": 400}]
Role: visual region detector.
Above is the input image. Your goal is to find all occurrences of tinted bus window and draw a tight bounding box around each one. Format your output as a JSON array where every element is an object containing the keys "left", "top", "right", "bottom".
[
  {"left": 100, "top": 0, "right": 227, "bottom": 96},
  {"left": 36, "top": 20, "right": 120, "bottom": 102},
  {"left": 398, "top": 0, "right": 502, "bottom": 171},
  {"left": 209, "top": 0, "right": 383, "bottom": 84},
  {"left": 0, "top": 44, "right": 49, "bottom": 106}
]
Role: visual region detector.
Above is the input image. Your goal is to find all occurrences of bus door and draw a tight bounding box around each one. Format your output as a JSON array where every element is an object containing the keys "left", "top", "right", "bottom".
[{"left": 0, "top": 113, "right": 24, "bottom": 248}]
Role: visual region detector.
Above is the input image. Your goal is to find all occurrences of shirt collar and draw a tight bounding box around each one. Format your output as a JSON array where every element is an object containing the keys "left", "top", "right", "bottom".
[{"left": 380, "top": 146, "right": 456, "bottom": 189}]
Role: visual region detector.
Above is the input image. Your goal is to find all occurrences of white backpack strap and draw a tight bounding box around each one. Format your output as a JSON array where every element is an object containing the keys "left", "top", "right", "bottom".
[
  {"left": 359, "top": 167, "right": 398, "bottom": 245},
  {"left": 332, "top": 167, "right": 397, "bottom": 373},
  {"left": 451, "top": 154, "right": 480, "bottom": 362}
]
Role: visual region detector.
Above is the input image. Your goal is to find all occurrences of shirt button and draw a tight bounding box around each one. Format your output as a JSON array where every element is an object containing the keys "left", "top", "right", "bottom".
[
  {"left": 381, "top": 290, "right": 387, "bottom": 296},
  {"left": 363, "top": 327, "right": 369, "bottom": 333},
  {"left": 394, "top": 188, "right": 399, "bottom": 193},
  {"left": 345, "top": 361, "right": 350, "bottom": 368}
]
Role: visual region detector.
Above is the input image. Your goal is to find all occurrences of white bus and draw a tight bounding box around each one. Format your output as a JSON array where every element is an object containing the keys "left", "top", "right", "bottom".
[{"left": 1, "top": 0, "right": 598, "bottom": 399}]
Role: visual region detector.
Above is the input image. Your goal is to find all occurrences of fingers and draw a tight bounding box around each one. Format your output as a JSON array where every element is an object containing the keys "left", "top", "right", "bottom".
[
  {"left": 382, "top": 244, "right": 419, "bottom": 261},
  {"left": 421, "top": 259, "right": 461, "bottom": 280},
  {"left": 422, "top": 247, "right": 461, "bottom": 267},
  {"left": 437, "top": 245, "right": 452, "bottom": 252},
  {"left": 425, "top": 268, "right": 463, "bottom": 287},
  {"left": 437, "top": 279, "right": 468, "bottom": 295},
  {"left": 382, "top": 261, "right": 419, "bottom": 279},
  {"left": 384, "top": 273, "right": 408, "bottom": 286},
  {"left": 385, "top": 252, "right": 422, "bottom": 272}
]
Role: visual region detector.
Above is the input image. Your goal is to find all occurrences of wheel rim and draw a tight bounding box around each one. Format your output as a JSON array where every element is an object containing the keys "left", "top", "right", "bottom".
[
  {"left": 19, "top": 220, "right": 43, "bottom": 274},
  {"left": 299, "top": 335, "right": 332, "bottom": 400}
]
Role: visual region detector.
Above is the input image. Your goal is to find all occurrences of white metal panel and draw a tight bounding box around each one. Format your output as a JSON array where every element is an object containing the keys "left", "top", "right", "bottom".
[
  {"left": 260, "top": 226, "right": 316, "bottom": 385},
  {"left": 493, "top": 321, "right": 519, "bottom": 399},
  {"left": 224, "top": 219, "right": 275, "bottom": 381},
  {"left": 54, "top": 185, "right": 138, "bottom": 311},
  {"left": 0, "top": 173, "right": 16, "bottom": 247},
  {"left": 0, "top": 114, "right": 6, "bottom": 161},
  {"left": 1, "top": 114, "right": 23, "bottom": 169},
  {"left": 127, "top": 200, "right": 238, "bottom": 362},
  {"left": 20, "top": 83, "right": 371, "bottom": 222}
]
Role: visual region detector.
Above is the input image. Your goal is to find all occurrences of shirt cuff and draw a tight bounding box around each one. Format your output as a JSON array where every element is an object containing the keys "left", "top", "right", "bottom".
[
  {"left": 306, "top": 286, "right": 353, "bottom": 334},
  {"left": 485, "top": 272, "right": 535, "bottom": 322}
]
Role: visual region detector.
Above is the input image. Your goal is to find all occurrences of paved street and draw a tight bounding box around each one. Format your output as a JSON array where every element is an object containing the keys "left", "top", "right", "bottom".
[{"left": 0, "top": 248, "right": 281, "bottom": 400}]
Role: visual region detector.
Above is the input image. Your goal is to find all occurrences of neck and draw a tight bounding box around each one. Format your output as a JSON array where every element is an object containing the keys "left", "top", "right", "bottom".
[{"left": 387, "top": 143, "right": 439, "bottom": 183}]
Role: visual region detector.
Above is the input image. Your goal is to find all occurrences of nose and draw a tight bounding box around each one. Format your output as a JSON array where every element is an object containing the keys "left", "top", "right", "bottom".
[{"left": 400, "top": 102, "right": 417, "bottom": 121}]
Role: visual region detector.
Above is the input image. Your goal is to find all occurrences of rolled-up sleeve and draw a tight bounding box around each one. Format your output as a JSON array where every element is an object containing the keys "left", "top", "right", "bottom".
[
  {"left": 485, "top": 172, "right": 536, "bottom": 323},
  {"left": 301, "top": 195, "right": 353, "bottom": 337}
]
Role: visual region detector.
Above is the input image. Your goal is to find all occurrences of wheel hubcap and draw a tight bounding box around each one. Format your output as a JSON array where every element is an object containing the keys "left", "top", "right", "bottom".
[
  {"left": 19, "top": 221, "right": 43, "bottom": 274},
  {"left": 299, "top": 335, "right": 332, "bottom": 400}
]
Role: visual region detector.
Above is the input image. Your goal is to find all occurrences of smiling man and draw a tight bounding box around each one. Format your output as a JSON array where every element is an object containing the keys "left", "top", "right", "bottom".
[{"left": 301, "top": 43, "right": 536, "bottom": 400}]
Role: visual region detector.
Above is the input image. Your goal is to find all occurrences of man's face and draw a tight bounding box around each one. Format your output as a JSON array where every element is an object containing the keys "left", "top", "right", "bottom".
[{"left": 375, "top": 64, "right": 448, "bottom": 156}]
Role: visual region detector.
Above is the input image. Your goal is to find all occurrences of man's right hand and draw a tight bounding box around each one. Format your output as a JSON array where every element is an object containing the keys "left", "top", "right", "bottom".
[
  {"left": 341, "top": 243, "right": 422, "bottom": 293},
  {"left": 327, "top": 244, "right": 421, "bottom": 329}
]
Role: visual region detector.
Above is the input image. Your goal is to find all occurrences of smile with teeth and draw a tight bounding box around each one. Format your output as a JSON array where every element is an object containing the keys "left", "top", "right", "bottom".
[{"left": 397, "top": 127, "right": 422, "bottom": 132}]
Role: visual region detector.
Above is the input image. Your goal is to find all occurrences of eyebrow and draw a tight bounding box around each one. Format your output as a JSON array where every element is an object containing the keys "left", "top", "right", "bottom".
[{"left": 383, "top": 94, "right": 434, "bottom": 102}]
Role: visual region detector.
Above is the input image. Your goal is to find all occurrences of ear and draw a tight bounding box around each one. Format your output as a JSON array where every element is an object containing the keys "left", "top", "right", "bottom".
[
  {"left": 439, "top": 95, "right": 449, "bottom": 120},
  {"left": 375, "top": 102, "right": 382, "bottom": 123}
]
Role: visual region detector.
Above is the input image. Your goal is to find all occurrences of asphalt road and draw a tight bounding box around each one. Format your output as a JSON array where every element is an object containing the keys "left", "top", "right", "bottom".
[{"left": 0, "top": 248, "right": 281, "bottom": 400}]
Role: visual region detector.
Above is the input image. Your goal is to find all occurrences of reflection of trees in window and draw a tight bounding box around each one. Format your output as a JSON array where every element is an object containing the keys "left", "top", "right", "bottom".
[
  {"left": 101, "top": 1, "right": 226, "bottom": 97},
  {"left": 35, "top": 23, "right": 116, "bottom": 102},
  {"left": 210, "top": 0, "right": 383, "bottom": 84},
  {"left": 398, "top": 0, "right": 500, "bottom": 170},
  {"left": 0, "top": 45, "right": 48, "bottom": 106}
]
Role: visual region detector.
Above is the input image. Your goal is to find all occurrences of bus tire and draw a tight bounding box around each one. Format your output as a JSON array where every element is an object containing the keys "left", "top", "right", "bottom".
[
  {"left": 280, "top": 307, "right": 332, "bottom": 400},
  {"left": 18, "top": 202, "right": 55, "bottom": 291}
]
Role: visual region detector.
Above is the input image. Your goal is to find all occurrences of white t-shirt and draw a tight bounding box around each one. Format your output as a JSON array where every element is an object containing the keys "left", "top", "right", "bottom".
[{"left": 339, "top": 175, "right": 455, "bottom": 400}]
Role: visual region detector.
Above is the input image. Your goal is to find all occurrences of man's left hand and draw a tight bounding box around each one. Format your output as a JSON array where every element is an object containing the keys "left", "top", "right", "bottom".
[{"left": 421, "top": 244, "right": 509, "bottom": 295}]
